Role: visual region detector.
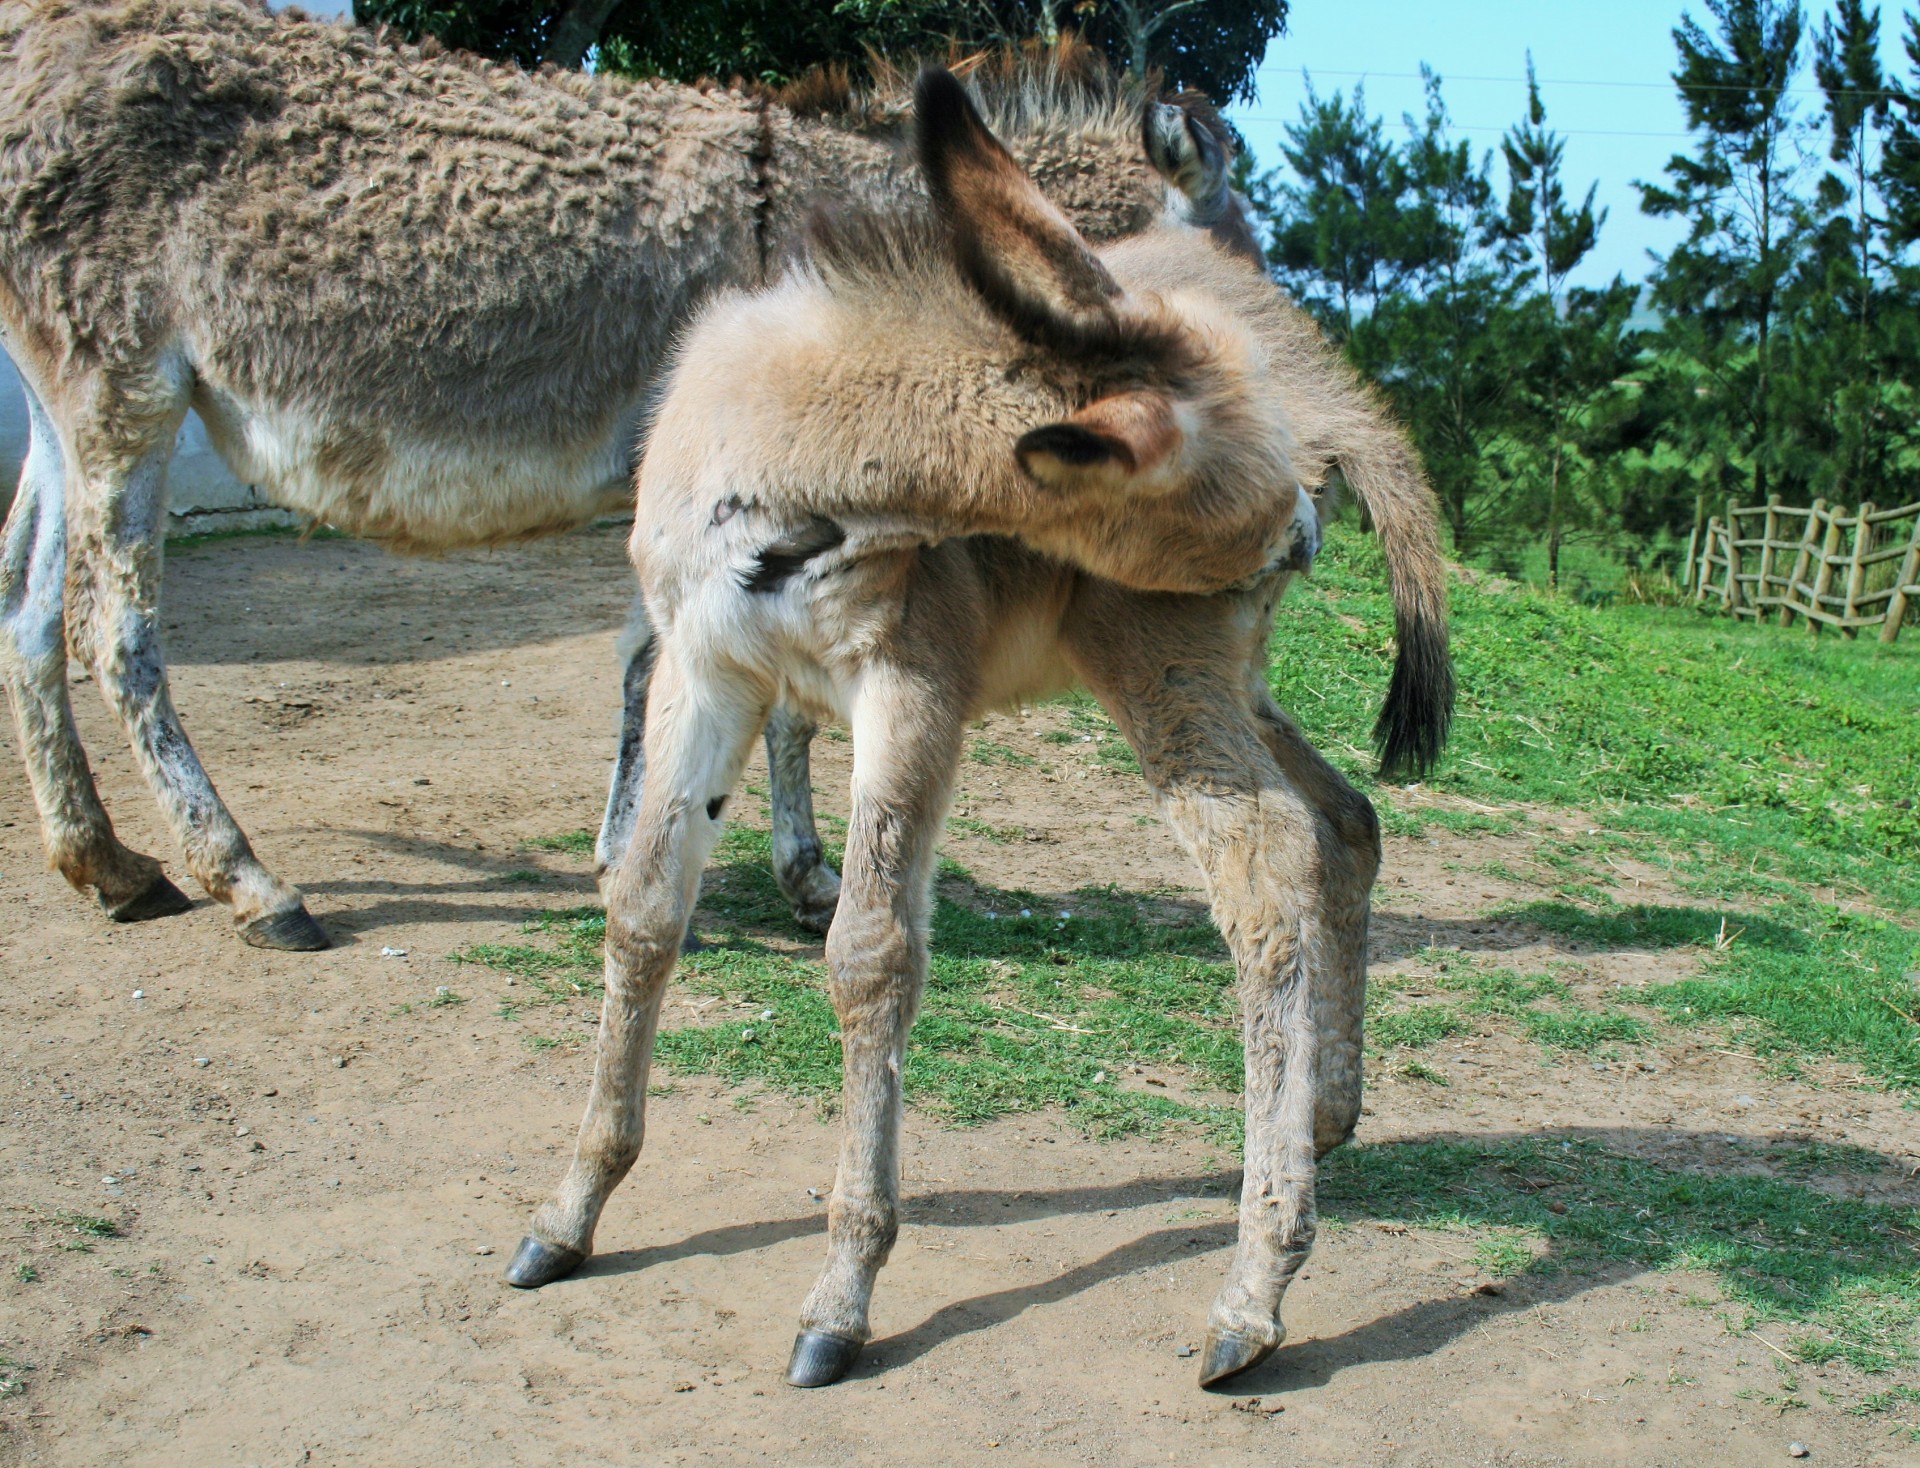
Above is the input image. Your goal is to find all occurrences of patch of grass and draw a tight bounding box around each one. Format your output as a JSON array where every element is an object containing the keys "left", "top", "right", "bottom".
[
  {"left": 425, "top": 988, "right": 466, "bottom": 1009},
  {"left": 968, "top": 738, "right": 1037, "bottom": 768},
  {"left": 52, "top": 1213, "right": 119, "bottom": 1239},
  {"left": 165, "top": 521, "right": 343, "bottom": 552},
  {"left": 0, "top": 1356, "right": 32, "bottom": 1398},
  {"left": 464, "top": 828, "right": 1241, "bottom": 1140},
  {"left": 1059, "top": 695, "right": 1140, "bottom": 774},
  {"left": 1272, "top": 529, "right": 1920, "bottom": 1083},
  {"left": 13, "top": 1262, "right": 36, "bottom": 1284},
  {"left": 1851, "top": 1384, "right": 1920, "bottom": 1441},
  {"left": 500, "top": 869, "right": 547, "bottom": 885},
  {"left": 1504, "top": 901, "right": 1918, "bottom": 1084},
  {"left": 523, "top": 829, "right": 595, "bottom": 856},
  {"left": 1323, "top": 1136, "right": 1920, "bottom": 1375},
  {"left": 1522, "top": 1008, "right": 1652, "bottom": 1052},
  {"left": 1369, "top": 1004, "right": 1470, "bottom": 1051},
  {"left": 947, "top": 816, "right": 1024, "bottom": 844}
]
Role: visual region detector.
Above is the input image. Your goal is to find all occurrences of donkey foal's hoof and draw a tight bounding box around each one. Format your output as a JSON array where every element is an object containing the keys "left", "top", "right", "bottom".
[
  {"left": 504, "top": 1236, "right": 585, "bottom": 1289},
  {"left": 785, "top": 1330, "right": 861, "bottom": 1387},
  {"left": 1198, "top": 1328, "right": 1278, "bottom": 1387},
  {"left": 240, "top": 905, "right": 331, "bottom": 951},
  {"left": 101, "top": 873, "right": 194, "bottom": 924}
]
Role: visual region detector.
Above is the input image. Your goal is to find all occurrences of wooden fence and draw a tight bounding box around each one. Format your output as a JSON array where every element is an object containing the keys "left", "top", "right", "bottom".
[{"left": 1687, "top": 497, "right": 1920, "bottom": 642}]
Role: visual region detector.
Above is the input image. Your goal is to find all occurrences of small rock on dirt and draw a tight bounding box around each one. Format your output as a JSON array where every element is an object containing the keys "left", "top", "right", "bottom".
[
  {"left": 1175, "top": 1344, "right": 1196, "bottom": 1358},
  {"left": 474, "top": 1246, "right": 494, "bottom": 1256},
  {"left": 1788, "top": 1445, "right": 1810, "bottom": 1459}
]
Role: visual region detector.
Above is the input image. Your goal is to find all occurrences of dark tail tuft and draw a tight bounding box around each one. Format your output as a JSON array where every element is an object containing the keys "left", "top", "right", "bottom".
[{"left": 1372, "top": 609, "right": 1453, "bottom": 780}]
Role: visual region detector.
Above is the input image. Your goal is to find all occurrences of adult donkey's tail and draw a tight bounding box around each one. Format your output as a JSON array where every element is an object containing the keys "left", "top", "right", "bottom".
[{"left": 1328, "top": 425, "right": 1454, "bottom": 781}]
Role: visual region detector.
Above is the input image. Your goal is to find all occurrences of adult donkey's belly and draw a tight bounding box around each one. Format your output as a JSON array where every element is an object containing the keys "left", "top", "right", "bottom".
[{"left": 192, "top": 384, "right": 643, "bottom": 553}]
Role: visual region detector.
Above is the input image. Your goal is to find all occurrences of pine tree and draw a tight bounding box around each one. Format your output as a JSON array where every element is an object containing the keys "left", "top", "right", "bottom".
[
  {"left": 1497, "top": 56, "right": 1620, "bottom": 590},
  {"left": 1252, "top": 80, "right": 1400, "bottom": 341},
  {"left": 1639, "top": 0, "right": 1807, "bottom": 505}
]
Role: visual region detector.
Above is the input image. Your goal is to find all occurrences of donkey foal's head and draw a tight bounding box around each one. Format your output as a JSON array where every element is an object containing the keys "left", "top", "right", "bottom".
[{"left": 913, "top": 67, "right": 1316, "bottom": 587}]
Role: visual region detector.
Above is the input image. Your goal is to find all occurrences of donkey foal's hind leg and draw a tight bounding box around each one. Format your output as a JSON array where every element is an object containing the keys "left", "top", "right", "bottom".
[
  {"left": 511, "top": 646, "right": 767, "bottom": 1287},
  {"left": 0, "top": 382, "right": 189, "bottom": 920},
  {"left": 788, "top": 665, "right": 961, "bottom": 1388},
  {"left": 1251, "top": 690, "right": 1380, "bottom": 1157},
  {"left": 1071, "top": 594, "right": 1329, "bottom": 1389}
]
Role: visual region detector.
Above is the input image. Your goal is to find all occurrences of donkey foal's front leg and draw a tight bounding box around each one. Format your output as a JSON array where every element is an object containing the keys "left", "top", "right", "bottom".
[
  {"left": 512, "top": 649, "right": 767, "bottom": 1287},
  {"left": 788, "top": 667, "right": 960, "bottom": 1388}
]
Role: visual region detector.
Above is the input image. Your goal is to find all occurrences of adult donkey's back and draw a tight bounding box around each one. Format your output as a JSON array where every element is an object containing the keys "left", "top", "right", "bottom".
[{"left": 0, "top": 0, "right": 1196, "bottom": 947}]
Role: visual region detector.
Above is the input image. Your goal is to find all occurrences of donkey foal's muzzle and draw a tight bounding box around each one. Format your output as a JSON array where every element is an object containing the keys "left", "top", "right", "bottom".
[{"left": 1271, "top": 482, "right": 1321, "bottom": 574}]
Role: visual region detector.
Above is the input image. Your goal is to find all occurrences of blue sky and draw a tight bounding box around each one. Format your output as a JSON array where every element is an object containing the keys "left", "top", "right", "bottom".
[{"left": 1227, "top": 1, "right": 1916, "bottom": 286}]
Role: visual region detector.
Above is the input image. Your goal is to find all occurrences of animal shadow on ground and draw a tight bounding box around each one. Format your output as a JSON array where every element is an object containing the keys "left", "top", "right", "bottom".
[
  {"left": 538, "top": 850, "right": 1918, "bottom": 1390},
  {"left": 566, "top": 1124, "right": 1914, "bottom": 1390},
  {"left": 295, "top": 830, "right": 598, "bottom": 934}
]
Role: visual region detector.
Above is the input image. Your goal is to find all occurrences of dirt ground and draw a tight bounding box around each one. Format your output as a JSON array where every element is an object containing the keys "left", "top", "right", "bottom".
[{"left": 1, "top": 525, "right": 1915, "bottom": 1467}]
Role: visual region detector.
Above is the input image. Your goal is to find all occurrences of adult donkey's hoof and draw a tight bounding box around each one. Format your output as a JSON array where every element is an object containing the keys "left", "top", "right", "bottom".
[
  {"left": 503, "top": 1236, "right": 585, "bottom": 1289},
  {"left": 785, "top": 865, "right": 842, "bottom": 937},
  {"left": 101, "top": 873, "right": 195, "bottom": 924},
  {"left": 1197, "top": 1328, "right": 1278, "bottom": 1388},
  {"left": 785, "top": 1330, "right": 861, "bottom": 1387},
  {"left": 240, "top": 905, "right": 330, "bottom": 951}
]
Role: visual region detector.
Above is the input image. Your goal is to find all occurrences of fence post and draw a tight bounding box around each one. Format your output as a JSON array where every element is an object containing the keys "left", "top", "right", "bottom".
[
  {"left": 1779, "top": 500, "right": 1821, "bottom": 627},
  {"left": 1841, "top": 501, "right": 1876, "bottom": 639},
  {"left": 1882, "top": 515, "right": 1920, "bottom": 645},
  {"left": 1723, "top": 497, "right": 1744, "bottom": 614},
  {"left": 1683, "top": 492, "right": 1707, "bottom": 592},
  {"left": 1808, "top": 503, "right": 1846, "bottom": 638},
  {"left": 1757, "top": 495, "right": 1780, "bottom": 614}
]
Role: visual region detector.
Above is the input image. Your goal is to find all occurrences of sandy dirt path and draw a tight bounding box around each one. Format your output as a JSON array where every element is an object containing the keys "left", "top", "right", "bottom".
[{"left": 1, "top": 527, "right": 1914, "bottom": 1467}]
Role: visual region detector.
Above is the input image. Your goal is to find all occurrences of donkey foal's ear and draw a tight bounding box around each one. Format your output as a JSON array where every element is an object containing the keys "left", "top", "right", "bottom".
[{"left": 1015, "top": 391, "right": 1182, "bottom": 488}]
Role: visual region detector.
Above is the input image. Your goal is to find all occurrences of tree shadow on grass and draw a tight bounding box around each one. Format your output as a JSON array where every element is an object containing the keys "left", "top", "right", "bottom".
[{"left": 567, "top": 1128, "right": 1918, "bottom": 1387}]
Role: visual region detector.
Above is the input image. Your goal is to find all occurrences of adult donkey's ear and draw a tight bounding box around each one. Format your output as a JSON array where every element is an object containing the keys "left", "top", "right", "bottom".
[
  {"left": 915, "top": 67, "right": 1169, "bottom": 358},
  {"left": 1014, "top": 390, "right": 1185, "bottom": 492}
]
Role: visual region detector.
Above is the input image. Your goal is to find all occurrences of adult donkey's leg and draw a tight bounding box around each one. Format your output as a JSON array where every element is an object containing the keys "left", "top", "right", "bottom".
[
  {"left": 1248, "top": 685, "right": 1380, "bottom": 1157},
  {"left": 0, "top": 380, "right": 191, "bottom": 920},
  {"left": 510, "top": 639, "right": 768, "bottom": 1287},
  {"left": 787, "top": 659, "right": 964, "bottom": 1388},
  {"left": 593, "top": 596, "right": 655, "bottom": 881},
  {"left": 596, "top": 595, "right": 840, "bottom": 931},
  {"left": 764, "top": 706, "right": 842, "bottom": 934},
  {"left": 64, "top": 384, "right": 325, "bottom": 949},
  {"left": 1067, "top": 587, "right": 1333, "bottom": 1389}
]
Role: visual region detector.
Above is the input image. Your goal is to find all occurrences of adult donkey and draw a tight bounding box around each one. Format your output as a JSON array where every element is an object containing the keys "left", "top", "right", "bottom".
[
  {"left": 510, "top": 69, "right": 1452, "bottom": 1391},
  {"left": 0, "top": 0, "right": 1221, "bottom": 948}
]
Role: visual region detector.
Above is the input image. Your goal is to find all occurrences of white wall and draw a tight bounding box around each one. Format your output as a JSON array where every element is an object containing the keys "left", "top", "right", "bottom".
[{"left": 0, "top": 351, "right": 298, "bottom": 535}]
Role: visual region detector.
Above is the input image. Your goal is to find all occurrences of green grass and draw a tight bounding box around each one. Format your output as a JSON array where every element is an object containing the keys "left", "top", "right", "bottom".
[
  {"left": 523, "top": 830, "right": 595, "bottom": 856},
  {"left": 1323, "top": 1137, "right": 1920, "bottom": 1375},
  {"left": 1268, "top": 529, "right": 1920, "bottom": 1085},
  {"left": 466, "top": 827, "right": 1243, "bottom": 1140},
  {"left": 165, "top": 521, "right": 344, "bottom": 552},
  {"left": 0, "top": 1355, "right": 32, "bottom": 1399}
]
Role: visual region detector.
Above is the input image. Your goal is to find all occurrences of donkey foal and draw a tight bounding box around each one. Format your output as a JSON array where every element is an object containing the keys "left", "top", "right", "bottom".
[{"left": 511, "top": 71, "right": 1451, "bottom": 1392}]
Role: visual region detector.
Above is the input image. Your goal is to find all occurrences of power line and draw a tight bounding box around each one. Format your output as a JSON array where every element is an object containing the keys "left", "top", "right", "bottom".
[
  {"left": 1254, "top": 64, "right": 1911, "bottom": 101},
  {"left": 1233, "top": 116, "right": 1698, "bottom": 139}
]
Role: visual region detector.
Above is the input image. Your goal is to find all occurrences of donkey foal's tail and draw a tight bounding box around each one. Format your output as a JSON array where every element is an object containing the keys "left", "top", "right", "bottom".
[{"left": 1335, "top": 436, "right": 1454, "bottom": 781}]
